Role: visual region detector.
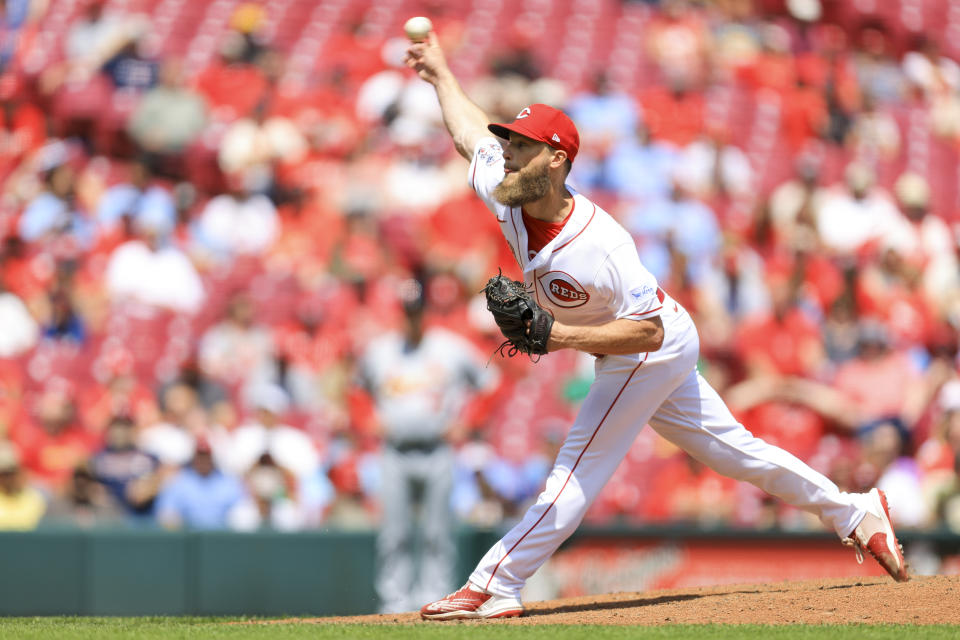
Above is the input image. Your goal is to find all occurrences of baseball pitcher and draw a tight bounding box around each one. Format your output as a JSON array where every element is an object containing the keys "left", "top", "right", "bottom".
[{"left": 405, "top": 30, "right": 908, "bottom": 621}]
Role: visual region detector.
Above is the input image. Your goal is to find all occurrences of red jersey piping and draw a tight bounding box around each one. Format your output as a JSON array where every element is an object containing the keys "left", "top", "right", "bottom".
[{"left": 552, "top": 202, "right": 596, "bottom": 253}]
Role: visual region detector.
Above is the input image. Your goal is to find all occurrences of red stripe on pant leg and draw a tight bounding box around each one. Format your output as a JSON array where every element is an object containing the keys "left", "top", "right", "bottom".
[{"left": 484, "top": 356, "right": 647, "bottom": 591}]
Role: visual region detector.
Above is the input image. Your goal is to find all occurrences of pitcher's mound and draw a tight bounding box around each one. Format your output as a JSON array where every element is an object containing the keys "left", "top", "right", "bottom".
[{"left": 312, "top": 575, "right": 959, "bottom": 625}]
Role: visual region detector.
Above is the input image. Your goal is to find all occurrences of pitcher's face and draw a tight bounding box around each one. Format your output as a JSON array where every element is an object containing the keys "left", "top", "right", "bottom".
[{"left": 494, "top": 134, "right": 552, "bottom": 207}]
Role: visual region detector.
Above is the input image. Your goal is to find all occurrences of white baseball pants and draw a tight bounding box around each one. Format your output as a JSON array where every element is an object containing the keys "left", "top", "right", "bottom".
[{"left": 469, "top": 311, "right": 872, "bottom": 598}]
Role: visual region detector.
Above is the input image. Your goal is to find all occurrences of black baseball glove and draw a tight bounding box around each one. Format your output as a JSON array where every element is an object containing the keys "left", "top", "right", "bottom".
[{"left": 484, "top": 273, "right": 554, "bottom": 357}]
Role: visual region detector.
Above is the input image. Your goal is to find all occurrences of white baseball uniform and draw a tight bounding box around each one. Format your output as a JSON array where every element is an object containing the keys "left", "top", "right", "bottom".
[
  {"left": 466, "top": 137, "right": 874, "bottom": 599},
  {"left": 360, "top": 325, "right": 495, "bottom": 612}
]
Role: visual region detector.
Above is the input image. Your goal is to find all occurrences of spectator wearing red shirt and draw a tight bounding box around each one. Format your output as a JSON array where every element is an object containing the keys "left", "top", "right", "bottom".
[
  {"left": 641, "top": 452, "right": 740, "bottom": 525},
  {"left": 193, "top": 34, "right": 268, "bottom": 122},
  {"left": 637, "top": 80, "right": 705, "bottom": 148},
  {"left": 0, "top": 73, "right": 45, "bottom": 177},
  {"left": 734, "top": 273, "right": 826, "bottom": 379},
  {"left": 832, "top": 320, "right": 925, "bottom": 427},
  {"left": 9, "top": 380, "right": 100, "bottom": 490}
]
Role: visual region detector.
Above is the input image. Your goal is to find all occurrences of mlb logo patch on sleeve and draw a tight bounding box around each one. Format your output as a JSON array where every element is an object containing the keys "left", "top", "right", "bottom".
[
  {"left": 478, "top": 144, "right": 502, "bottom": 165},
  {"left": 631, "top": 285, "right": 656, "bottom": 300}
]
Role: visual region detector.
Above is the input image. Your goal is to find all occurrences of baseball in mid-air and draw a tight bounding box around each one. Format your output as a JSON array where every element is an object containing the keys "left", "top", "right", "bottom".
[{"left": 404, "top": 16, "right": 433, "bottom": 42}]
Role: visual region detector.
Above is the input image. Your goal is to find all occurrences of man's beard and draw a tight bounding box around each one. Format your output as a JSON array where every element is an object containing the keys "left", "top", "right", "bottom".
[{"left": 493, "top": 161, "right": 551, "bottom": 207}]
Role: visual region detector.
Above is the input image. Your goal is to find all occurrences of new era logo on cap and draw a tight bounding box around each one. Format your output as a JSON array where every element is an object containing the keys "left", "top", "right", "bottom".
[{"left": 488, "top": 104, "right": 580, "bottom": 163}]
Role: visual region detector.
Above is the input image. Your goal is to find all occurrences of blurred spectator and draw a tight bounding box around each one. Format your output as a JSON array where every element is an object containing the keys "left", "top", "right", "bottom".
[
  {"left": 210, "top": 382, "right": 320, "bottom": 480},
  {"left": 677, "top": 128, "right": 754, "bottom": 201},
  {"left": 0, "top": 0, "right": 33, "bottom": 72},
  {"left": 452, "top": 438, "right": 510, "bottom": 527},
  {"left": 194, "top": 31, "right": 268, "bottom": 122},
  {"left": 0, "top": 72, "right": 46, "bottom": 169},
  {"left": 637, "top": 77, "right": 705, "bottom": 147},
  {"left": 643, "top": 452, "right": 739, "bottom": 526},
  {"left": 226, "top": 2, "right": 269, "bottom": 64},
  {"left": 453, "top": 431, "right": 555, "bottom": 526},
  {"left": 198, "top": 292, "right": 276, "bottom": 387},
  {"left": 815, "top": 162, "right": 905, "bottom": 257},
  {"left": 100, "top": 26, "right": 157, "bottom": 93},
  {"left": 18, "top": 163, "right": 94, "bottom": 246},
  {"left": 217, "top": 98, "right": 307, "bottom": 175},
  {"left": 884, "top": 172, "right": 960, "bottom": 311},
  {"left": 934, "top": 459, "right": 960, "bottom": 533},
  {"left": 9, "top": 381, "right": 98, "bottom": 489},
  {"left": 625, "top": 171, "right": 721, "bottom": 286},
  {"left": 127, "top": 58, "right": 207, "bottom": 160},
  {"left": 323, "top": 438, "right": 377, "bottom": 530},
  {"left": 845, "top": 93, "right": 900, "bottom": 164},
  {"left": 852, "top": 21, "right": 906, "bottom": 104},
  {"left": 902, "top": 36, "right": 960, "bottom": 100},
  {"left": 734, "top": 22, "right": 796, "bottom": 94},
  {"left": 227, "top": 453, "right": 305, "bottom": 531},
  {"left": 89, "top": 416, "right": 162, "bottom": 518},
  {"left": 566, "top": 72, "right": 641, "bottom": 161},
  {"left": 104, "top": 201, "right": 205, "bottom": 313},
  {"left": 192, "top": 177, "right": 279, "bottom": 260},
  {"left": 81, "top": 349, "right": 158, "bottom": 433},
  {"left": 355, "top": 36, "right": 444, "bottom": 148},
  {"left": 696, "top": 239, "right": 771, "bottom": 348},
  {"left": 158, "top": 356, "right": 231, "bottom": 414},
  {"left": 768, "top": 153, "right": 826, "bottom": 249},
  {"left": 63, "top": 0, "right": 130, "bottom": 73},
  {"left": 137, "top": 383, "right": 201, "bottom": 468},
  {"left": 0, "top": 277, "right": 38, "bottom": 356},
  {"left": 921, "top": 381, "right": 960, "bottom": 531},
  {"left": 832, "top": 320, "right": 925, "bottom": 426},
  {"left": 95, "top": 158, "right": 176, "bottom": 240},
  {"left": 273, "top": 290, "right": 353, "bottom": 415},
  {"left": 919, "top": 380, "right": 960, "bottom": 474},
  {"left": 155, "top": 439, "right": 245, "bottom": 530},
  {"left": 0, "top": 441, "right": 45, "bottom": 530},
  {"left": 40, "top": 287, "right": 85, "bottom": 343},
  {"left": 857, "top": 418, "right": 927, "bottom": 528},
  {"left": 44, "top": 463, "right": 124, "bottom": 528},
  {"left": 584, "top": 122, "right": 679, "bottom": 202},
  {"left": 644, "top": 0, "right": 710, "bottom": 88},
  {"left": 734, "top": 271, "right": 825, "bottom": 378}
]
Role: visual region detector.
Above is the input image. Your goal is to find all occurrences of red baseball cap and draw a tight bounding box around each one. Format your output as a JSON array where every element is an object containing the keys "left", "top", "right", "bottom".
[{"left": 488, "top": 103, "right": 580, "bottom": 163}]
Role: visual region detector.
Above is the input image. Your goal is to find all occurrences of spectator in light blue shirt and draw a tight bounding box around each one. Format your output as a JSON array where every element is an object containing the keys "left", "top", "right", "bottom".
[
  {"left": 624, "top": 172, "right": 721, "bottom": 286},
  {"left": 566, "top": 72, "right": 640, "bottom": 143},
  {"left": 155, "top": 441, "right": 245, "bottom": 530},
  {"left": 602, "top": 123, "right": 680, "bottom": 202},
  {"left": 97, "top": 159, "right": 176, "bottom": 235},
  {"left": 18, "top": 164, "right": 95, "bottom": 247}
]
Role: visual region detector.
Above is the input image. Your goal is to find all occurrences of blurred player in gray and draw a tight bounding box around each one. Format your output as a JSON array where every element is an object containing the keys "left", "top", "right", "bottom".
[{"left": 358, "top": 278, "right": 496, "bottom": 613}]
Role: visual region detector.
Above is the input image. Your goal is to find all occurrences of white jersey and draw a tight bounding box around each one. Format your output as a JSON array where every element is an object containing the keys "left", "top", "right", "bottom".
[
  {"left": 469, "top": 138, "right": 680, "bottom": 332},
  {"left": 360, "top": 327, "right": 494, "bottom": 444}
]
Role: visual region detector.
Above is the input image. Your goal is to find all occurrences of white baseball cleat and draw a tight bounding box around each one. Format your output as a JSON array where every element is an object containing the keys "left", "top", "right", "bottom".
[
  {"left": 842, "top": 488, "right": 909, "bottom": 582},
  {"left": 420, "top": 583, "right": 524, "bottom": 620}
]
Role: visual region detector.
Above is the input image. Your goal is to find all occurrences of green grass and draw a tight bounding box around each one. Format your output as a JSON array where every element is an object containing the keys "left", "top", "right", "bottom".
[{"left": 0, "top": 620, "right": 956, "bottom": 640}]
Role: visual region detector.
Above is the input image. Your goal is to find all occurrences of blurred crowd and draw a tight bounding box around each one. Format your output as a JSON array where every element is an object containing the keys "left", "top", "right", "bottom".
[{"left": 1, "top": 0, "right": 960, "bottom": 541}]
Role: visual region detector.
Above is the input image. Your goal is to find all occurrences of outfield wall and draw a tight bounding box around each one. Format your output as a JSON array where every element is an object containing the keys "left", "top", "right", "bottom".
[{"left": 0, "top": 527, "right": 956, "bottom": 616}]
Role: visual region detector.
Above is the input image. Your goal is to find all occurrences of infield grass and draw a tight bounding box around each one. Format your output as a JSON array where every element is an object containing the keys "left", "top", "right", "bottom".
[{"left": 0, "top": 619, "right": 956, "bottom": 639}]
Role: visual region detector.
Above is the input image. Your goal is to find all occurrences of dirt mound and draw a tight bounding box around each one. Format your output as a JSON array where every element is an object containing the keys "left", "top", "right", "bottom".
[{"left": 306, "top": 575, "right": 959, "bottom": 625}]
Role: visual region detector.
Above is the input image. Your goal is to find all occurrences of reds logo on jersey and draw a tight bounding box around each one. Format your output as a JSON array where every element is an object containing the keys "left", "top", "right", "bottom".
[{"left": 539, "top": 271, "right": 589, "bottom": 308}]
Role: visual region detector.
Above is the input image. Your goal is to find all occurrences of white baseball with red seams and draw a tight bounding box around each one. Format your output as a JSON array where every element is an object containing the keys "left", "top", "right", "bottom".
[{"left": 464, "top": 136, "right": 877, "bottom": 599}]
